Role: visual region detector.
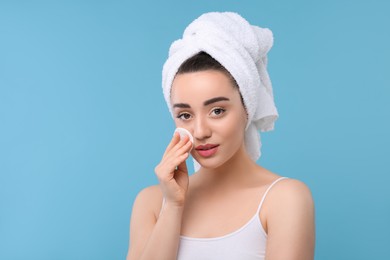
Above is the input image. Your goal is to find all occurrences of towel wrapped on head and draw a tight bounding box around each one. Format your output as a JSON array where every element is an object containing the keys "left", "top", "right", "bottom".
[{"left": 162, "top": 12, "right": 279, "bottom": 171}]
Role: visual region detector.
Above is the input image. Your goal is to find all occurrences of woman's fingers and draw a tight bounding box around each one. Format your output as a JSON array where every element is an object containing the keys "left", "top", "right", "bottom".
[
  {"left": 163, "top": 151, "right": 189, "bottom": 176},
  {"left": 176, "top": 154, "right": 189, "bottom": 173},
  {"left": 156, "top": 137, "right": 191, "bottom": 173},
  {"left": 163, "top": 134, "right": 192, "bottom": 159},
  {"left": 162, "top": 132, "right": 181, "bottom": 157},
  {"left": 154, "top": 133, "right": 192, "bottom": 206},
  {"left": 164, "top": 141, "right": 192, "bottom": 170}
]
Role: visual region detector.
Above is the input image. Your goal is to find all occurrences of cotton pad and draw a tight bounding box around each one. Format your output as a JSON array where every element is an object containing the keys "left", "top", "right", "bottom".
[{"left": 174, "top": 127, "right": 194, "bottom": 149}]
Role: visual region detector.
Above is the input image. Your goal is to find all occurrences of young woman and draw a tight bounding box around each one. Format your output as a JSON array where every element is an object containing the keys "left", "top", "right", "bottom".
[{"left": 127, "top": 12, "right": 315, "bottom": 260}]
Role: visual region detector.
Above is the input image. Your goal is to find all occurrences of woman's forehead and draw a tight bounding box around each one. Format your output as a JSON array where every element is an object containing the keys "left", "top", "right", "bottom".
[{"left": 171, "top": 71, "right": 238, "bottom": 102}]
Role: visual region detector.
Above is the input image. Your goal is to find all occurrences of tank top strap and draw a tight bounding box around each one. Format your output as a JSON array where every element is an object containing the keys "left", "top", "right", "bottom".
[{"left": 256, "top": 177, "right": 289, "bottom": 215}]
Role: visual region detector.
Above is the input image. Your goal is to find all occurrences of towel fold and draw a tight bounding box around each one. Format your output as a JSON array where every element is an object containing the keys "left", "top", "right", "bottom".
[{"left": 162, "top": 12, "right": 278, "bottom": 171}]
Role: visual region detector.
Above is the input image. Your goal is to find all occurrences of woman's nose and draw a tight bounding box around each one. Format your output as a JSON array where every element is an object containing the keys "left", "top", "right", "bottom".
[{"left": 193, "top": 117, "right": 211, "bottom": 140}]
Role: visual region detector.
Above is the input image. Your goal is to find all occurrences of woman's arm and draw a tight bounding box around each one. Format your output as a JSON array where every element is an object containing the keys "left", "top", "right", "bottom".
[
  {"left": 126, "top": 186, "right": 184, "bottom": 260},
  {"left": 127, "top": 133, "right": 192, "bottom": 260},
  {"left": 264, "top": 179, "right": 315, "bottom": 260}
]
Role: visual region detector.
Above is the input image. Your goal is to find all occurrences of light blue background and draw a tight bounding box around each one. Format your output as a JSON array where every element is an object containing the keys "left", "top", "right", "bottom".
[{"left": 1, "top": 1, "right": 389, "bottom": 259}]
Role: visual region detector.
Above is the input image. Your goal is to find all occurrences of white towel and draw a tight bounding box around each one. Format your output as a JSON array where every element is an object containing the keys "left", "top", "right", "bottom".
[{"left": 162, "top": 12, "right": 278, "bottom": 171}]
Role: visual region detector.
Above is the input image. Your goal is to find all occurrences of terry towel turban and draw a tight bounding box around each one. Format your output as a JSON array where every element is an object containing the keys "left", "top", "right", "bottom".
[{"left": 162, "top": 12, "right": 279, "bottom": 171}]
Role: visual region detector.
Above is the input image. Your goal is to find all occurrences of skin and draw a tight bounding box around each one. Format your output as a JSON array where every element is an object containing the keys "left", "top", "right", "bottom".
[{"left": 127, "top": 70, "right": 315, "bottom": 260}]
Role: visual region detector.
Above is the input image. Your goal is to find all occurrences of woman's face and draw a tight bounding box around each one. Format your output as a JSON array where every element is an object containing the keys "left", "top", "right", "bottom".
[{"left": 171, "top": 70, "right": 248, "bottom": 169}]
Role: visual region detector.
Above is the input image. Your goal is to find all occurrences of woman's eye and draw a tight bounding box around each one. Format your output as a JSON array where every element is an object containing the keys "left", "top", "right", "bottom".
[
  {"left": 177, "top": 113, "right": 192, "bottom": 120},
  {"left": 211, "top": 108, "right": 226, "bottom": 117}
]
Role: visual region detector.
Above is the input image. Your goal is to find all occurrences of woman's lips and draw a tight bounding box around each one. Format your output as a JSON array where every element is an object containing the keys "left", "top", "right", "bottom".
[{"left": 195, "top": 144, "right": 219, "bottom": 158}]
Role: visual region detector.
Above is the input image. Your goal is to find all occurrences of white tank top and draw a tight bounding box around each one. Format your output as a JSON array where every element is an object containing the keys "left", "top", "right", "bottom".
[{"left": 174, "top": 177, "right": 289, "bottom": 260}]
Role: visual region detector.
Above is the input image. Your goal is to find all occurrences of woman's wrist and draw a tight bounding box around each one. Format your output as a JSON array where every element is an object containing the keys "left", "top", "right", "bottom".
[{"left": 163, "top": 200, "right": 186, "bottom": 213}]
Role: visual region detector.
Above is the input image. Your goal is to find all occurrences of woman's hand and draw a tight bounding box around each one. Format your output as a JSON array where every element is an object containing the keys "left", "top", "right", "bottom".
[{"left": 154, "top": 132, "right": 192, "bottom": 208}]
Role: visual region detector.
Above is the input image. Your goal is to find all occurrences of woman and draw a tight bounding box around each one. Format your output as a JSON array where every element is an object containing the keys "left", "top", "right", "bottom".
[{"left": 127, "top": 12, "right": 315, "bottom": 260}]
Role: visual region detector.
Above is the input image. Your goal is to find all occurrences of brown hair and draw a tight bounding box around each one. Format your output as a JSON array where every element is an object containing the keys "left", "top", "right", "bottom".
[
  {"left": 175, "top": 52, "right": 245, "bottom": 108},
  {"left": 176, "top": 51, "right": 239, "bottom": 89}
]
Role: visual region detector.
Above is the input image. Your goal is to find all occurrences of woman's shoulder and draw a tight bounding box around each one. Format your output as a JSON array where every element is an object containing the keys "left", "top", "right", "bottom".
[
  {"left": 136, "top": 184, "right": 162, "bottom": 199},
  {"left": 133, "top": 184, "right": 163, "bottom": 218},
  {"left": 264, "top": 176, "right": 314, "bottom": 219},
  {"left": 260, "top": 176, "right": 314, "bottom": 234},
  {"left": 263, "top": 176, "right": 314, "bottom": 207},
  {"left": 257, "top": 166, "right": 311, "bottom": 197},
  {"left": 270, "top": 177, "right": 313, "bottom": 200}
]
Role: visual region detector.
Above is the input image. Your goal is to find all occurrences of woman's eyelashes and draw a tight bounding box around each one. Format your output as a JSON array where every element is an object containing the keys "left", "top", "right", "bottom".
[
  {"left": 176, "top": 112, "right": 192, "bottom": 121},
  {"left": 210, "top": 107, "right": 226, "bottom": 117},
  {"left": 176, "top": 107, "right": 226, "bottom": 121}
]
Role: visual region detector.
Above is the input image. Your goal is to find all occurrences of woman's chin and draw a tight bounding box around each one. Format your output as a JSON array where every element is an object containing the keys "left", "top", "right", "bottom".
[{"left": 193, "top": 157, "right": 227, "bottom": 171}]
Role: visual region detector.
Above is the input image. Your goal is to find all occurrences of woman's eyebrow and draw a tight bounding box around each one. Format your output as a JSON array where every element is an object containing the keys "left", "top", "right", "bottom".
[
  {"left": 203, "top": 96, "right": 230, "bottom": 106},
  {"left": 173, "top": 103, "right": 191, "bottom": 108},
  {"left": 173, "top": 97, "right": 230, "bottom": 109}
]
